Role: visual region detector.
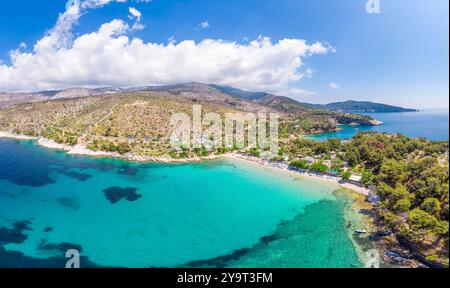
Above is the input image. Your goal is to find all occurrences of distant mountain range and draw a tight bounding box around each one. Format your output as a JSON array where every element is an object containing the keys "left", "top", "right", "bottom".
[
  {"left": 300, "top": 100, "right": 418, "bottom": 113},
  {"left": 208, "top": 84, "right": 270, "bottom": 100},
  {"left": 0, "top": 83, "right": 382, "bottom": 150},
  {"left": 0, "top": 83, "right": 417, "bottom": 113},
  {"left": 199, "top": 85, "right": 418, "bottom": 113}
]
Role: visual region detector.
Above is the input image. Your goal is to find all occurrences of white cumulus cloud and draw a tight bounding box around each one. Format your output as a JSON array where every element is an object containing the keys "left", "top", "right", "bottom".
[
  {"left": 129, "top": 7, "right": 141, "bottom": 20},
  {"left": 0, "top": 0, "right": 333, "bottom": 93},
  {"left": 128, "top": 7, "right": 144, "bottom": 30},
  {"left": 329, "top": 82, "right": 340, "bottom": 90},
  {"left": 198, "top": 21, "right": 210, "bottom": 29}
]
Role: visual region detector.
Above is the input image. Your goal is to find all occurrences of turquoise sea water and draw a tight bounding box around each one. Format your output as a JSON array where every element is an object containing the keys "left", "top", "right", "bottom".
[
  {"left": 0, "top": 139, "right": 362, "bottom": 268},
  {"left": 307, "top": 109, "right": 449, "bottom": 141}
]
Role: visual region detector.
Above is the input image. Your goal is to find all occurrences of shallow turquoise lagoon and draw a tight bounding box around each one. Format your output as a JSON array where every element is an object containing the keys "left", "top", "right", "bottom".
[{"left": 0, "top": 139, "right": 361, "bottom": 268}]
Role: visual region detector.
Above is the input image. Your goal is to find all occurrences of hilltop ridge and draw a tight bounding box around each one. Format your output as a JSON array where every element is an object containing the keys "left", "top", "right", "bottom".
[
  {"left": 0, "top": 83, "right": 416, "bottom": 113},
  {"left": 302, "top": 100, "right": 418, "bottom": 113},
  {"left": 0, "top": 83, "right": 380, "bottom": 158}
]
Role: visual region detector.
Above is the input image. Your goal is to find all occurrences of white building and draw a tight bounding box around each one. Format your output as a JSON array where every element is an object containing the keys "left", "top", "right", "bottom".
[{"left": 346, "top": 174, "right": 363, "bottom": 186}]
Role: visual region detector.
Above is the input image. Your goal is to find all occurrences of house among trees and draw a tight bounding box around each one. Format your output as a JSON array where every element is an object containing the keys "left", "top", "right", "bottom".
[
  {"left": 172, "top": 146, "right": 183, "bottom": 153},
  {"left": 346, "top": 174, "right": 363, "bottom": 186}
]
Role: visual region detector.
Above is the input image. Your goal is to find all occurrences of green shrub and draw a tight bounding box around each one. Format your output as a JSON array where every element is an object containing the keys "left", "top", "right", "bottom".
[{"left": 290, "top": 160, "right": 309, "bottom": 169}]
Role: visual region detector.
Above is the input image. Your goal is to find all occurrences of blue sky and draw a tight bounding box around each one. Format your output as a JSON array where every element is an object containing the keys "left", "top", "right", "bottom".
[{"left": 0, "top": 0, "right": 448, "bottom": 108}]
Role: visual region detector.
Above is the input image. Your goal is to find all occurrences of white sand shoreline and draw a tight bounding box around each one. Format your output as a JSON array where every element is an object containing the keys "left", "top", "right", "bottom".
[
  {"left": 0, "top": 131, "right": 219, "bottom": 164},
  {"left": 1, "top": 130, "right": 377, "bottom": 265},
  {"left": 0, "top": 131, "right": 38, "bottom": 140},
  {"left": 1, "top": 131, "right": 373, "bottom": 196},
  {"left": 223, "top": 153, "right": 374, "bottom": 196},
  {"left": 223, "top": 153, "right": 343, "bottom": 186},
  {"left": 223, "top": 152, "right": 378, "bottom": 266}
]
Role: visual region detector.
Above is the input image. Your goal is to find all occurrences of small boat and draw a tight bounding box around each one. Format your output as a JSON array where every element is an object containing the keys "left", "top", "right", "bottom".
[{"left": 355, "top": 229, "right": 367, "bottom": 234}]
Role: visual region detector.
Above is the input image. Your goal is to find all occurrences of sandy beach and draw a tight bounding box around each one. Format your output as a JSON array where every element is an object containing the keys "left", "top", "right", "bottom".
[
  {"left": 223, "top": 153, "right": 374, "bottom": 196},
  {"left": 224, "top": 153, "right": 341, "bottom": 184},
  {"left": 36, "top": 137, "right": 221, "bottom": 163},
  {"left": 0, "top": 131, "right": 38, "bottom": 140},
  {"left": 1, "top": 131, "right": 220, "bottom": 164},
  {"left": 1, "top": 131, "right": 372, "bottom": 196},
  {"left": 1, "top": 130, "right": 379, "bottom": 266},
  {"left": 339, "top": 182, "right": 372, "bottom": 196}
]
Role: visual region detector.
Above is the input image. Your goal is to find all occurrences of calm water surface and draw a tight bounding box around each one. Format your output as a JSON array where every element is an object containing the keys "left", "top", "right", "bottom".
[
  {"left": 0, "top": 139, "right": 361, "bottom": 268},
  {"left": 308, "top": 110, "right": 449, "bottom": 141}
]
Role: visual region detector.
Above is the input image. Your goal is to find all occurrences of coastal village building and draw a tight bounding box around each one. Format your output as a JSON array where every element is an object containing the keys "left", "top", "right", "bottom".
[
  {"left": 323, "top": 160, "right": 332, "bottom": 168},
  {"left": 346, "top": 174, "right": 363, "bottom": 186},
  {"left": 172, "top": 146, "right": 183, "bottom": 153}
]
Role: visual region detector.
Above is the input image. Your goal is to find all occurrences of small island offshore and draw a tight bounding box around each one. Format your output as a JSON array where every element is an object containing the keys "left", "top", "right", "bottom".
[{"left": 1, "top": 84, "right": 448, "bottom": 268}]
